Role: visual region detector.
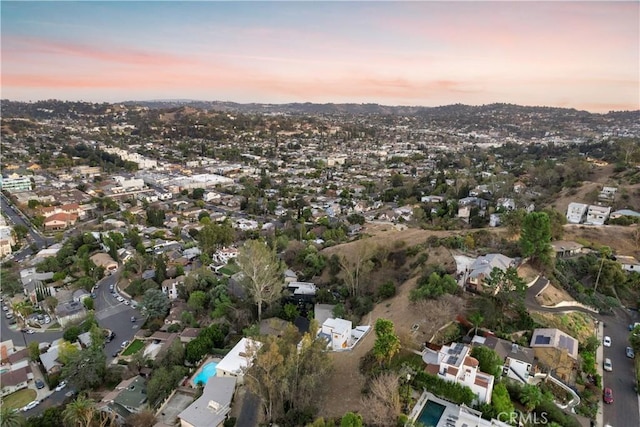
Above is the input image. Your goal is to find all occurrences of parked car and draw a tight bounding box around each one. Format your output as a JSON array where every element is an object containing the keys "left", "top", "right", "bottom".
[
  {"left": 131, "top": 316, "right": 136, "bottom": 322},
  {"left": 112, "top": 350, "right": 120, "bottom": 358},
  {"left": 603, "top": 336, "right": 611, "bottom": 347},
  {"left": 22, "top": 400, "right": 40, "bottom": 412},
  {"left": 55, "top": 381, "right": 67, "bottom": 392},
  {"left": 25, "top": 329, "right": 34, "bottom": 334},
  {"left": 604, "top": 358, "right": 613, "bottom": 372},
  {"left": 626, "top": 346, "right": 635, "bottom": 359},
  {"left": 2, "top": 305, "right": 9, "bottom": 312},
  {"left": 35, "top": 379, "right": 45, "bottom": 389},
  {"left": 603, "top": 387, "right": 614, "bottom": 404},
  {"left": 5, "top": 312, "right": 13, "bottom": 319},
  {"left": 121, "top": 341, "right": 129, "bottom": 349},
  {"left": 44, "top": 315, "right": 51, "bottom": 324}
]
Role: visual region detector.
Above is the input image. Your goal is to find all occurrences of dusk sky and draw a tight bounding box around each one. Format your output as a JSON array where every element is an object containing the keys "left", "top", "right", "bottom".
[{"left": 2, "top": 1, "right": 639, "bottom": 113}]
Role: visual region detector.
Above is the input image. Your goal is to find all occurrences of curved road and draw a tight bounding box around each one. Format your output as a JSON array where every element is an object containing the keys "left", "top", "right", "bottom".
[{"left": 526, "top": 276, "right": 640, "bottom": 427}]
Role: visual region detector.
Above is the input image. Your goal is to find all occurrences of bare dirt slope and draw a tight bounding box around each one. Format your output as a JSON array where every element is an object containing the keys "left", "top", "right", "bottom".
[
  {"left": 319, "top": 233, "right": 463, "bottom": 418},
  {"left": 563, "top": 223, "right": 639, "bottom": 257}
]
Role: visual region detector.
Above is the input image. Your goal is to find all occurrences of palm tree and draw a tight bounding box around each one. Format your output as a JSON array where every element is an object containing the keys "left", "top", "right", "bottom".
[
  {"left": 468, "top": 311, "right": 484, "bottom": 336},
  {"left": 62, "top": 394, "right": 96, "bottom": 427},
  {"left": 0, "top": 406, "right": 26, "bottom": 427}
]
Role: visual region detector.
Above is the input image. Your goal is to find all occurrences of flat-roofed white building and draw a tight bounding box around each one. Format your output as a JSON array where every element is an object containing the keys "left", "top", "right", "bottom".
[
  {"left": 586, "top": 205, "right": 611, "bottom": 225},
  {"left": 566, "top": 202, "right": 588, "bottom": 224},
  {"left": 215, "top": 338, "right": 261, "bottom": 384}
]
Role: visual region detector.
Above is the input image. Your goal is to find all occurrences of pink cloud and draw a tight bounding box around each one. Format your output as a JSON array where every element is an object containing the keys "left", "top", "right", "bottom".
[{"left": 3, "top": 36, "right": 197, "bottom": 66}]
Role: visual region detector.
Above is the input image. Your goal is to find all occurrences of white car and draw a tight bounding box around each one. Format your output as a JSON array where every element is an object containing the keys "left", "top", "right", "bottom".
[
  {"left": 117, "top": 296, "right": 124, "bottom": 302},
  {"left": 603, "top": 336, "right": 612, "bottom": 347},
  {"left": 55, "top": 381, "right": 67, "bottom": 392},
  {"left": 22, "top": 400, "right": 40, "bottom": 412},
  {"left": 123, "top": 300, "right": 130, "bottom": 306},
  {"left": 604, "top": 358, "right": 613, "bottom": 372},
  {"left": 44, "top": 315, "right": 51, "bottom": 324},
  {"left": 25, "top": 329, "right": 34, "bottom": 334},
  {"left": 121, "top": 341, "right": 129, "bottom": 349}
]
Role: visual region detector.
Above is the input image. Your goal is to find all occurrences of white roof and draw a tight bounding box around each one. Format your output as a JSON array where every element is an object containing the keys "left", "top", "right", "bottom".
[
  {"left": 216, "top": 338, "right": 261, "bottom": 376},
  {"left": 323, "top": 318, "right": 352, "bottom": 334}
]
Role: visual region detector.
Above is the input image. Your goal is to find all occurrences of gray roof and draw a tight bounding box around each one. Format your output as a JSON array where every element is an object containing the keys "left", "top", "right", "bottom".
[
  {"left": 40, "top": 347, "right": 61, "bottom": 372},
  {"left": 481, "top": 335, "right": 535, "bottom": 365},
  {"left": 469, "top": 253, "right": 515, "bottom": 279},
  {"left": 178, "top": 376, "right": 236, "bottom": 427},
  {"left": 113, "top": 376, "right": 148, "bottom": 412}
]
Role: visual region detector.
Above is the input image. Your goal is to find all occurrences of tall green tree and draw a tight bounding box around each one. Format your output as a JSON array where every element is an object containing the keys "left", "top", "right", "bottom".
[
  {"left": 237, "top": 239, "right": 284, "bottom": 321},
  {"left": 140, "top": 288, "right": 170, "bottom": 319},
  {"left": 373, "top": 318, "right": 401, "bottom": 367},
  {"left": 491, "top": 383, "right": 515, "bottom": 419},
  {"left": 520, "top": 212, "right": 553, "bottom": 269},
  {"left": 470, "top": 346, "right": 503, "bottom": 377},
  {"left": 520, "top": 384, "right": 543, "bottom": 412}
]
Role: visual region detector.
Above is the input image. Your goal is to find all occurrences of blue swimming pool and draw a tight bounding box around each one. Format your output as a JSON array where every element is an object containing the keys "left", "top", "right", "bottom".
[
  {"left": 417, "top": 400, "right": 446, "bottom": 427},
  {"left": 193, "top": 361, "right": 218, "bottom": 386}
]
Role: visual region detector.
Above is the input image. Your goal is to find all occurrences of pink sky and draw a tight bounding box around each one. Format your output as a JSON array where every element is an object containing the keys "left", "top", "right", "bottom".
[{"left": 2, "top": 1, "right": 638, "bottom": 112}]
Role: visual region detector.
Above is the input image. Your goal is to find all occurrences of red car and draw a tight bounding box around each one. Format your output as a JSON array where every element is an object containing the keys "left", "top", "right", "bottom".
[{"left": 603, "top": 387, "right": 613, "bottom": 404}]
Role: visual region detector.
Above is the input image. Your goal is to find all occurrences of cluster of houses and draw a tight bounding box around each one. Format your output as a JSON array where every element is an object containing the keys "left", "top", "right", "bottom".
[{"left": 420, "top": 327, "right": 579, "bottom": 406}]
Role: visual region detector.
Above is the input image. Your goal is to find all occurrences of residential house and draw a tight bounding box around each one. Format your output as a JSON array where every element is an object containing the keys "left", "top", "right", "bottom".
[
  {"left": 457, "top": 206, "right": 471, "bottom": 223},
  {"left": 550, "top": 241, "right": 584, "bottom": 258},
  {"left": 421, "top": 195, "right": 445, "bottom": 203},
  {"left": 98, "top": 376, "right": 148, "bottom": 425},
  {"left": 529, "top": 328, "right": 578, "bottom": 382},
  {"left": 616, "top": 255, "right": 640, "bottom": 273},
  {"left": 609, "top": 209, "right": 640, "bottom": 220},
  {"left": 422, "top": 342, "right": 495, "bottom": 404},
  {"left": 55, "top": 300, "right": 87, "bottom": 328},
  {"left": 90, "top": 253, "right": 119, "bottom": 275},
  {"left": 43, "top": 212, "right": 78, "bottom": 230},
  {"left": 285, "top": 282, "right": 317, "bottom": 304},
  {"left": 212, "top": 247, "right": 238, "bottom": 265},
  {"left": 72, "top": 289, "right": 91, "bottom": 303},
  {"left": 164, "top": 301, "right": 188, "bottom": 326},
  {"left": 20, "top": 267, "right": 54, "bottom": 303},
  {"left": 497, "top": 198, "right": 516, "bottom": 211},
  {"left": 319, "top": 318, "right": 352, "bottom": 351},
  {"left": 1, "top": 366, "right": 31, "bottom": 397},
  {"left": 179, "top": 328, "right": 201, "bottom": 344},
  {"left": 566, "top": 202, "right": 588, "bottom": 224},
  {"left": 41, "top": 203, "right": 83, "bottom": 219},
  {"left": 586, "top": 205, "right": 611, "bottom": 225},
  {"left": 142, "top": 331, "right": 179, "bottom": 360},
  {"left": 178, "top": 377, "right": 237, "bottom": 427},
  {"left": 466, "top": 254, "right": 516, "bottom": 294},
  {"left": 598, "top": 186, "right": 617, "bottom": 202},
  {"left": 162, "top": 276, "right": 184, "bottom": 301},
  {"left": 472, "top": 335, "right": 536, "bottom": 384},
  {"left": 216, "top": 338, "right": 261, "bottom": 384},
  {"left": 513, "top": 181, "right": 526, "bottom": 193}
]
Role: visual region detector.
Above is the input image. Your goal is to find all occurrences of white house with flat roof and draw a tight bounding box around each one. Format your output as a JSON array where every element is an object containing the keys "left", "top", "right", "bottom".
[
  {"left": 320, "top": 318, "right": 352, "bottom": 351},
  {"left": 566, "top": 202, "right": 588, "bottom": 224},
  {"left": 215, "top": 338, "right": 261, "bottom": 384},
  {"left": 586, "top": 205, "right": 611, "bottom": 225}
]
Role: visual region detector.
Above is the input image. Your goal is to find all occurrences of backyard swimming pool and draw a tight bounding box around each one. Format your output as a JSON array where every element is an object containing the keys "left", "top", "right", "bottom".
[
  {"left": 193, "top": 361, "right": 218, "bottom": 386},
  {"left": 417, "top": 400, "right": 446, "bottom": 427}
]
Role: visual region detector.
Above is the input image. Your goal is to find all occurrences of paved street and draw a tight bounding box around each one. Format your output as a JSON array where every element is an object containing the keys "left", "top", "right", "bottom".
[
  {"left": 93, "top": 271, "right": 142, "bottom": 363},
  {"left": 600, "top": 308, "right": 640, "bottom": 427},
  {"left": 1, "top": 193, "right": 54, "bottom": 261}
]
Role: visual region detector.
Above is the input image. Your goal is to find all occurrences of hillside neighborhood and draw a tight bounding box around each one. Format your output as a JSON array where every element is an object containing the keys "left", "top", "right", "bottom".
[{"left": 1, "top": 101, "right": 640, "bottom": 427}]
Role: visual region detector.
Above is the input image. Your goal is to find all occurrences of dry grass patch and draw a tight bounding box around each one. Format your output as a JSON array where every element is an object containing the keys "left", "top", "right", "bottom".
[
  {"left": 530, "top": 311, "right": 597, "bottom": 344},
  {"left": 535, "top": 283, "right": 575, "bottom": 306},
  {"left": 517, "top": 262, "right": 540, "bottom": 283}
]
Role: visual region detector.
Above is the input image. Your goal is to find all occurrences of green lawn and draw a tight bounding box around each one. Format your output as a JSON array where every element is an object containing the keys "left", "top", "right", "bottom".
[
  {"left": 218, "top": 264, "right": 240, "bottom": 276},
  {"left": 1, "top": 388, "right": 37, "bottom": 410},
  {"left": 121, "top": 339, "right": 145, "bottom": 356}
]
